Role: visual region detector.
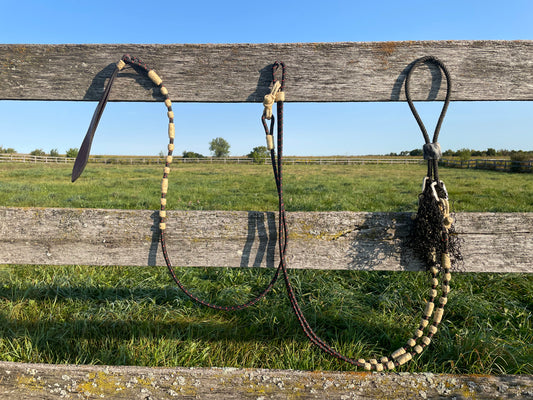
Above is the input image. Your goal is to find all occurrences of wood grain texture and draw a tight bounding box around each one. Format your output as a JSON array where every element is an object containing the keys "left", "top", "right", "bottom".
[
  {"left": 0, "top": 361, "right": 531, "bottom": 400},
  {"left": 1, "top": 41, "right": 532, "bottom": 102},
  {"left": 1, "top": 207, "right": 531, "bottom": 273}
]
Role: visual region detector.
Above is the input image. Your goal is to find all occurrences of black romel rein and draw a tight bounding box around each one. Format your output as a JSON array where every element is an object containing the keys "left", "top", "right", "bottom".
[{"left": 72, "top": 55, "right": 460, "bottom": 371}]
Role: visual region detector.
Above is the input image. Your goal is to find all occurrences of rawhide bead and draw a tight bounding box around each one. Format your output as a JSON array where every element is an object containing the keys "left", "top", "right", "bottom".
[
  {"left": 161, "top": 178, "right": 169, "bottom": 193},
  {"left": 442, "top": 253, "right": 451, "bottom": 270},
  {"left": 424, "top": 302, "right": 435, "bottom": 317},
  {"left": 167, "top": 111, "right": 174, "bottom": 119},
  {"left": 442, "top": 285, "right": 450, "bottom": 294},
  {"left": 160, "top": 210, "right": 166, "bottom": 218},
  {"left": 147, "top": 70, "right": 163, "bottom": 86},
  {"left": 116, "top": 60, "right": 126, "bottom": 70},
  {"left": 275, "top": 92, "right": 285, "bottom": 102},
  {"left": 391, "top": 348, "right": 406, "bottom": 359},
  {"left": 364, "top": 363, "right": 372, "bottom": 371},
  {"left": 164, "top": 167, "right": 170, "bottom": 174},
  {"left": 164, "top": 98, "right": 172, "bottom": 108},
  {"left": 415, "top": 329, "right": 423, "bottom": 337},
  {"left": 166, "top": 155, "right": 173, "bottom": 164},
  {"left": 159, "top": 222, "right": 166, "bottom": 230},
  {"left": 370, "top": 359, "right": 378, "bottom": 364},
  {"left": 375, "top": 363, "right": 384, "bottom": 372},
  {"left": 380, "top": 357, "right": 389, "bottom": 363},
  {"left": 428, "top": 325, "right": 438, "bottom": 334},
  {"left": 407, "top": 338, "right": 416, "bottom": 347},
  {"left": 396, "top": 352, "right": 412, "bottom": 366},
  {"left": 160, "top": 86, "right": 169, "bottom": 96},
  {"left": 386, "top": 361, "right": 395, "bottom": 370},
  {"left": 168, "top": 123, "right": 175, "bottom": 139},
  {"left": 444, "top": 273, "right": 452, "bottom": 283},
  {"left": 168, "top": 143, "right": 175, "bottom": 152},
  {"left": 429, "top": 289, "right": 438, "bottom": 298},
  {"left": 431, "top": 278, "right": 439, "bottom": 287},
  {"left": 266, "top": 134, "right": 274, "bottom": 150},
  {"left": 420, "top": 318, "right": 429, "bottom": 328},
  {"left": 433, "top": 308, "right": 444, "bottom": 324},
  {"left": 430, "top": 267, "right": 439, "bottom": 276},
  {"left": 422, "top": 336, "right": 431, "bottom": 346},
  {"left": 414, "top": 345, "right": 423, "bottom": 354},
  {"left": 160, "top": 198, "right": 167, "bottom": 206},
  {"left": 357, "top": 359, "right": 366, "bottom": 364},
  {"left": 439, "top": 297, "right": 448, "bottom": 305}
]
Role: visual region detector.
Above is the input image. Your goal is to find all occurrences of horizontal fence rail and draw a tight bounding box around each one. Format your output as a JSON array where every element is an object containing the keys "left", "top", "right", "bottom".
[
  {"left": 1, "top": 41, "right": 532, "bottom": 103},
  {"left": 441, "top": 158, "right": 532, "bottom": 173},
  {"left": 1, "top": 207, "right": 531, "bottom": 273}
]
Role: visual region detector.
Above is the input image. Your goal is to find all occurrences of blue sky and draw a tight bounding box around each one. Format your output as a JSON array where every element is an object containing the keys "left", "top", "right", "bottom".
[{"left": 0, "top": 0, "right": 531, "bottom": 156}]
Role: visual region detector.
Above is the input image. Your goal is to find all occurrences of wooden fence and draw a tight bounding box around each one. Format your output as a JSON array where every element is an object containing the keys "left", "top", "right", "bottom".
[{"left": 1, "top": 41, "right": 532, "bottom": 399}]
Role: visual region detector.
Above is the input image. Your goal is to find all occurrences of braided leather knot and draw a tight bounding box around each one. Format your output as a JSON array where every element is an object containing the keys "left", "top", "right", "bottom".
[{"left": 263, "top": 81, "right": 284, "bottom": 119}]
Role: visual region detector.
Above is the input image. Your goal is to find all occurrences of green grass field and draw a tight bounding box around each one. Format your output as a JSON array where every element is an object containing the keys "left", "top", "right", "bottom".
[{"left": 0, "top": 162, "right": 532, "bottom": 373}]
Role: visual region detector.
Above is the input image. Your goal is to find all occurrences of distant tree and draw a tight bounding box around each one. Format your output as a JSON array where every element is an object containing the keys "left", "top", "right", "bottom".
[
  {"left": 182, "top": 151, "right": 205, "bottom": 158},
  {"left": 0, "top": 146, "right": 16, "bottom": 154},
  {"left": 30, "top": 148, "right": 46, "bottom": 156},
  {"left": 209, "top": 137, "right": 230, "bottom": 158},
  {"left": 457, "top": 148, "right": 472, "bottom": 162},
  {"left": 399, "top": 150, "right": 410, "bottom": 156},
  {"left": 471, "top": 150, "right": 484, "bottom": 157},
  {"left": 409, "top": 148, "right": 423, "bottom": 157},
  {"left": 49, "top": 148, "right": 60, "bottom": 157},
  {"left": 66, "top": 148, "right": 79, "bottom": 158},
  {"left": 388, "top": 152, "right": 398, "bottom": 157},
  {"left": 247, "top": 146, "right": 269, "bottom": 163},
  {"left": 486, "top": 148, "right": 496, "bottom": 157},
  {"left": 442, "top": 149, "right": 455, "bottom": 157}
]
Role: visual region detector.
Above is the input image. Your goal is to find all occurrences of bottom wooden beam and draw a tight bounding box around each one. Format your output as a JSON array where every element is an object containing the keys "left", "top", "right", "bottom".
[{"left": 0, "top": 361, "right": 531, "bottom": 399}]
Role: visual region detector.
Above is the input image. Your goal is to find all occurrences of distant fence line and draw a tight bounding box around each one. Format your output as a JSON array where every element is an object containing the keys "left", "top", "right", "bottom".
[{"left": 1, "top": 154, "right": 531, "bottom": 172}]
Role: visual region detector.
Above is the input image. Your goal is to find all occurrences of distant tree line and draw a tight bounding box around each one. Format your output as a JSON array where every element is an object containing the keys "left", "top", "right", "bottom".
[{"left": 389, "top": 148, "right": 532, "bottom": 161}]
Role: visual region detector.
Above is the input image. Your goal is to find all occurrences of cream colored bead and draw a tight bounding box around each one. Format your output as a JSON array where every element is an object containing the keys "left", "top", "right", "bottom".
[
  {"left": 380, "top": 357, "right": 389, "bottom": 363},
  {"left": 160, "top": 198, "right": 167, "bottom": 206},
  {"left": 415, "top": 329, "right": 423, "bottom": 337},
  {"left": 391, "top": 348, "right": 406, "bottom": 359},
  {"left": 396, "top": 352, "right": 412, "bottom": 366},
  {"left": 164, "top": 98, "right": 172, "bottom": 108},
  {"left": 375, "top": 363, "right": 384, "bottom": 372},
  {"left": 369, "top": 359, "right": 378, "bottom": 364},
  {"left": 444, "top": 273, "right": 452, "bottom": 282},
  {"left": 160, "top": 210, "right": 166, "bottom": 218},
  {"left": 431, "top": 278, "right": 439, "bottom": 287},
  {"left": 166, "top": 155, "right": 173, "bottom": 164},
  {"left": 424, "top": 302, "right": 435, "bottom": 317},
  {"left": 275, "top": 91, "right": 285, "bottom": 102},
  {"left": 428, "top": 325, "right": 438, "bottom": 335},
  {"left": 442, "top": 285, "right": 450, "bottom": 294},
  {"left": 439, "top": 297, "right": 448, "bottom": 305},
  {"left": 357, "top": 359, "right": 366, "bottom": 364},
  {"left": 159, "top": 222, "right": 166, "bottom": 230},
  {"left": 164, "top": 167, "right": 170, "bottom": 174},
  {"left": 407, "top": 338, "right": 416, "bottom": 347},
  {"left": 168, "top": 143, "right": 175, "bottom": 152},
  {"left": 420, "top": 318, "right": 429, "bottom": 328},
  {"left": 148, "top": 70, "right": 163, "bottom": 86},
  {"left": 161, "top": 178, "right": 168, "bottom": 194},
  {"left": 414, "top": 345, "right": 423, "bottom": 354},
  {"left": 364, "top": 363, "right": 372, "bottom": 371},
  {"left": 168, "top": 123, "right": 175, "bottom": 139},
  {"left": 160, "top": 86, "right": 168, "bottom": 96},
  {"left": 167, "top": 111, "right": 174, "bottom": 119},
  {"left": 429, "top": 289, "right": 437, "bottom": 298},
  {"left": 433, "top": 308, "right": 444, "bottom": 324},
  {"left": 386, "top": 361, "right": 395, "bottom": 370},
  {"left": 422, "top": 336, "right": 431, "bottom": 346},
  {"left": 116, "top": 60, "right": 126, "bottom": 70},
  {"left": 430, "top": 267, "right": 439, "bottom": 276},
  {"left": 266, "top": 135, "right": 274, "bottom": 150},
  {"left": 442, "top": 253, "right": 451, "bottom": 270}
]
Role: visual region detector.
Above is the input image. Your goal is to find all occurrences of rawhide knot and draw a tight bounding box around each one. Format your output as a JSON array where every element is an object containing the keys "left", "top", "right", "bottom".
[
  {"left": 423, "top": 142, "right": 442, "bottom": 160},
  {"left": 263, "top": 81, "right": 283, "bottom": 120}
]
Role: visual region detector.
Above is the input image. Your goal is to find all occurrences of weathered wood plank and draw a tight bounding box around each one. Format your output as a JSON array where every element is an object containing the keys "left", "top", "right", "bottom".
[
  {"left": 1, "top": 207, "right": 531, "bottom": 273},
  {"left": 1, "top": 41, "right": 532, "bottom": 102},
  {"left": 0, "top": 361, "right": 531, "bottom": 400}
]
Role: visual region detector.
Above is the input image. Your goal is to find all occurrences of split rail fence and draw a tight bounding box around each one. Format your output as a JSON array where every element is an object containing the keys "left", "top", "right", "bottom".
[{"left": 0, "top": 41, "right": 532, "bottom": 399}]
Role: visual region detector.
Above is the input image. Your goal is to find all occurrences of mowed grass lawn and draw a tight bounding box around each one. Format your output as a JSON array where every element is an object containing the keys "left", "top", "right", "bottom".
[{"left": 0, "top": 162, "right": 532, "bottom": 373}]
